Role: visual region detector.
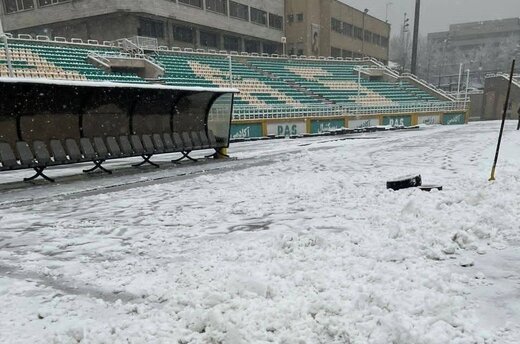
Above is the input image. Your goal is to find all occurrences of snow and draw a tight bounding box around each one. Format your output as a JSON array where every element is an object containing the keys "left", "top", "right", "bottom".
[
  {"left": 0, "top": 76, "right": 239, "bottom": 93},
  {"left": 1, "top": 121, "right": 520, "bottom": 343}
]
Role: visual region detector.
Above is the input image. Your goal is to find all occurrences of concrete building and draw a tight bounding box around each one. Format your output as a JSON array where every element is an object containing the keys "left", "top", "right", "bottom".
[
  {"left": 0, "top": 0, "right": 390, "bottom": 60},
  {"left": 481, "top": 75, "right": 520, "bottom": 121},
  {"left": 427, "top": 18, "right": 520, "bottom": 90},
  {"left": 0, "top": 0, "right": 285, "bottom": 53},
  {"left": 284, "top": 0, "right": 390, "bottom": 63}
]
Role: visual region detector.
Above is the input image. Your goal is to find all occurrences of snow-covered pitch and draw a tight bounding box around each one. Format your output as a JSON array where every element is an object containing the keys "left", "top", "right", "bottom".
[{"left": 1, "top": 121, "right": 519, "bottom": 343}]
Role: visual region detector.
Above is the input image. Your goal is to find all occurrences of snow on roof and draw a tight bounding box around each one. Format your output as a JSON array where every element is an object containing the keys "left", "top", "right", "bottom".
[{"left": 0, "top": 77, "right": 239, "bottom": 94}]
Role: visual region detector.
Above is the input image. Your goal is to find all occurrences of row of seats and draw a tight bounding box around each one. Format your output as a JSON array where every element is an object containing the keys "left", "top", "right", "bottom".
[
  {"left": 0, "top": 130, "right": 223, "bottom": 182},
  {"left": 2, "top": 41, "right": 145, "bottom": 83}
]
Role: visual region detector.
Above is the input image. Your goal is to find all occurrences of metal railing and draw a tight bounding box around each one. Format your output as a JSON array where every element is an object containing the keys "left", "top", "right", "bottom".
[
  {"left": 232, "top": 101, "right": 468, "bottom": 121},
  {"left": 485, "top": 72, "right": 520, "bottom": 87},
  {"left": 127, "top": 36, "right": 158, "bottom": 51},
  {"left": 88, "top": 52, "right": 111, "bottom": 64},
  {"left": 0, "top": 33, "right": 14, "bottom": 77},
  {"left": 400, "top": 73, "right": 456, "bottom": 101},
  {"left": 115, "top": 38, "right": 143, "bottom": 55}
]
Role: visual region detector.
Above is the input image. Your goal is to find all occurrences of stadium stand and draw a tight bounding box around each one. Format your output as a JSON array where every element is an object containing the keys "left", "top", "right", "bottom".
[
  {"left": 0, "top": 39, "right": 145, "bottom": 83},
  {"left": 1, "top": 36, "right": 454, "bottom": 107},
  {"left": 0, "top": 35, "right": 467, "bottom": 142}
]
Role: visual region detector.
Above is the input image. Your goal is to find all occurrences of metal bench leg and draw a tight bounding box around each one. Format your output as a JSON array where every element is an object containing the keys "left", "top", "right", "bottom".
[
  {"left": 205, "top": 148, "right": 230, "bottom": 159},
  {"left": 132, "top": 155, "right": 160, "bottom": 168},
  {"left": 83, "top": 160, "right": 112, "bottom": 174},
  {"left": 172, "top": 151, "right": 198, "bottom": 163},
  {"left": 24, "top": 167, "right": 55, "bottom": 183}
]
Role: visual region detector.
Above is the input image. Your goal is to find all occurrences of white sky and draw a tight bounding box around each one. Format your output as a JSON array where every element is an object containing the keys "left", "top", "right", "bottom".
[{"left": 342, "top": 0, "right": 520, "bottom": 36}]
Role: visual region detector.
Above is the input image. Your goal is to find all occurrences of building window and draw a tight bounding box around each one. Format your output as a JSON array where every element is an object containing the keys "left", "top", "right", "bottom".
[
  {"left": 229, "top": 1, "right": 248, "bottom": 21},
  {"left": 138, "top": 18, "right": 164, "bottom": 38},
  {"left": 297, "top": 49, "right": 304, "bottom": 55},
  {"left": 263, "top": 42, "right": 279, "bottom": 54},
  {"left": 269, "top": 13, "right": 283, "bottom": 31},
  {"left": 331, "top": 47, "right": 341, "bottom": 57},
  {"left": 200, "top": 30, "right": 218, "bottom": 48},
  {"left": 178, "top": 0, "right": 202, "bottom": 8},
  {"left": 173, "top": 25, "right": 194, "bottom": 43},
  {"left": 224, "top": 35, "right": 240, "bottom": 51},
  {"left": 4, "top": 0, "right": 34, "bottom": 13},
  {"left": 364, "top": 31, "right": 372, "bottom": 42},
  {"left": 342, "top": 49, "right": 352, "bottom": 58},
  {"left": 251, "top": 7, "right": 267, "bottom": 26},
  {"left": 372, "top": 33, "right": 381, "bottom": 46},
  {"left": 205, "top": 0, "right": 226, "bottom": 15},
  {"left": 331, "top": 18, "right": 342, "bottom": 33},
  {"left": 343, "top": 23, "right": 353, "bottom": 37},
  {"left": 245, "top": 39, "right": 260, "bottom": 53},
  {"left": 287, "top": 14, "right": 294, "bottom": 24},
  {"left": 353, "top": 26, "right": 363, "bottom": 40},
  {"left": 296, "top": 13, "right": 304, "bottom": 22},
  {"left": 381, "top": 36, "right": 389, "bottom": 48},
  {"left": 38, "top": 0, "right": 69, "bottom": 7}
]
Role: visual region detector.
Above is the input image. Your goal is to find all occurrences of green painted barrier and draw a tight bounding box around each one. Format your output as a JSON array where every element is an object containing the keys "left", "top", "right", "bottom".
[
  {"left": 310, "top": 119, "right": 345, "bottom": 134},
  {"left": 230, "top": 123, "right": 263, "bottom": 139},
  {"left": 383, "top": 115, "right": 412, "bottom": 127},
  {"left": 443, "top": 113, "right": 466, "bottom": 125}
]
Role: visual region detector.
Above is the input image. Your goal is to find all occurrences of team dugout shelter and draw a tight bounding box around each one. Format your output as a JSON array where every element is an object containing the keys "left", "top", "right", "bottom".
[{"left": 0, "top": 77, "right": 238, "bottom": 182}]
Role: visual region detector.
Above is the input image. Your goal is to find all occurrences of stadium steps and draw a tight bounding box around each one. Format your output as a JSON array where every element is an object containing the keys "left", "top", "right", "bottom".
[{"left": 243, "top": 60, "right": 334, "bottom": 106}]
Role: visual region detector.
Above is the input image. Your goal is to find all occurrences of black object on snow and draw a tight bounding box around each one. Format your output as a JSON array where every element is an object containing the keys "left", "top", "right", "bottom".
[
  {"left": 386, "top": 174, "right": 422, "bottom": 191},
  {"left": 418, "top": 185, "right": 443, "bottom": 192}
]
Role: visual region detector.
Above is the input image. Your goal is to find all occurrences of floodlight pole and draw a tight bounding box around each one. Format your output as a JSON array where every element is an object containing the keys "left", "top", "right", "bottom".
[
  {"left": 228, "top": 55, "right": 233, "bottom": 87},
  {"left": 489, "top": 59, "right": 515, "bottom": 181},
  {"left": 456, "top": 63, "right": 463, "bottom": 100},
  {"left": 410, "top": 0, "right": 421, "bottom": 75},
  {"left": 385, "top": 2, "right": 393, "bottom": 22},
  {"left": 361, "top": 9, "right": 369, "bottom": 57},
  {"left": 463, "top": 69, "right": 470, "bottom": 108},
  {"left": 357, "top": 67, "right": 361, "bottom": 113},
  {"left": 0, "top": 17, "right": 14, "bottom": 78}
]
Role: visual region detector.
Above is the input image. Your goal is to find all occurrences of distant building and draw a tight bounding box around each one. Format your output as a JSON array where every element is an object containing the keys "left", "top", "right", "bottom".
[
  {"left": 0, "top": 0, "right": 390, "bottom": 61},
  {"left": 427, "top": 18, "right": 520, "bottom": 90},
  {"left": 481, "top": 74, "right": 520, "bottom": 121},
  {"left": 0, "top": 0, "right": 285, "bottom": 54},
  {"left": 285, "top": 0, "right": 390, "bottom": 63}
]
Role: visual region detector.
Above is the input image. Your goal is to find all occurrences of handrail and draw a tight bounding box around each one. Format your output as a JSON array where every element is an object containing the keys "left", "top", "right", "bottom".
[
  {"left": 88, "top": 52, "right": 111, "bottom": 66},
  {"left": 400, "top": 73, "right": 455, "bottom": 101},
  {"left": 232, "top": 101, "right": 468, "bottom": 121},
  {"left": 485, "top": 72, "right": 520, "bottom": 88},
  {"left": 116, "top": 38, "right": 143, "bottom": 56},
  {"left": 88, "top": 51, "right": 165, "bottom": 73}
]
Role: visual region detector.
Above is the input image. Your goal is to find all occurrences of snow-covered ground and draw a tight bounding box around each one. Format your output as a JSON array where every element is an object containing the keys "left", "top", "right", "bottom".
[{"left": 1, "top": 121, "right": 519, "bottom": 343}]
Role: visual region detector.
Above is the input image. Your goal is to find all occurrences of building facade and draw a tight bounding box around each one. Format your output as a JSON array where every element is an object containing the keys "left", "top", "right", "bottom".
[
  {"left": 426, "top": 18, "right": 520, "bottom": 90},
  {"left": 0, "top": 0, "right": 285, "bottom": 53},
  {"left": 285, "top": 0, "right": 390, "bottom": 63}
]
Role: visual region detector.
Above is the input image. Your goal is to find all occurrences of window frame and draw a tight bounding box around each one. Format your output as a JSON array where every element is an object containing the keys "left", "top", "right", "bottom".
[
  {"left": 205, "top": 0, "right": 227, "bottom": 16},
  {"left": 250, "top": 7, "right": 267, "bottom": 26},
  {"left": 269, "top": 13, "right": 283, "bottom": 31},
  {"left": 200, "top": 30, "right": 219, "bottom": 48},
  {"left": 178, "top": 0, "right": 203, "bottom": 9},
  {"left": 173, "top": 25, "right": 195, "bottom": 43},
  {"left": 4, "top": 0, "right": 35, "bottom": 14},
  {"left": 37, "top": 0, "right": 70, "bottom": 8},
  {"left": 138, "top": 18, "right": 165, "bottom": 39},
  {"left": 229, "top": 1, "right": 249, "bottom": 21}
]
